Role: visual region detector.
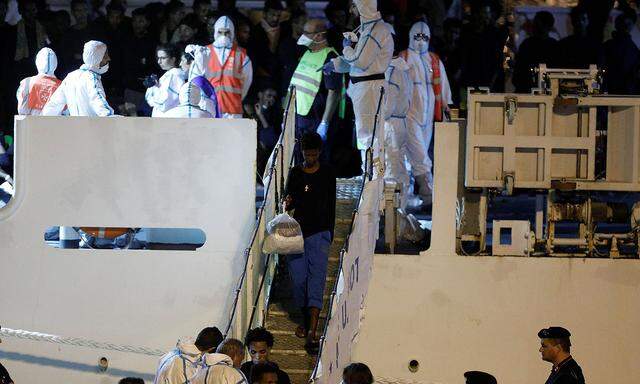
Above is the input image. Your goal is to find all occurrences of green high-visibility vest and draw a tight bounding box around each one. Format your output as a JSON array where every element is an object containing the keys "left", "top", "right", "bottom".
[{"left": 290, "top": 47, "right": 346, "bottom": 118}]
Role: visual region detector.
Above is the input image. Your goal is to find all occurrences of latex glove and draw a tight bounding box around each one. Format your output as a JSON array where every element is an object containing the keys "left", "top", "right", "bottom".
[
  {"left": 322, "top": 61, "right": 336, "bottom": 75},
  {"left": 142, "top": 74, "right": 159, "bottom": 88},
  {"left": 343, "top": 31, "right": 358, "bottom": 43},
  {"left": 316, "top": 120, "right": 329, "bottom": 141},
  {"left": 184, "top": 44, "right": 198, "bottom": 55}
]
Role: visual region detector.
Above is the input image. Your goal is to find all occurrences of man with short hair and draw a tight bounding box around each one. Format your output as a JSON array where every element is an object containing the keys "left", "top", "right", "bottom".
[
  {"left": 538, "top": 326, "right": 585, "bottom": 384},
  {"left": 216, "top": 338, "right": 245, "bottom": 369},
  {"left": 342, "top": 363, "right": 373, "bottom": 384},
  {"left": 241, "top": 328, "right": 291, "bottom": 384},
  {"left": 513, "top": 11, "right": 559, "bottom": 93},
  {"left": 290, "top": 18, "right": 344, "bottom": 165},
  {"left": 557, "top": 7, "right": 600, "bottom": 69},
  {"left": 250, "top": 363, "right": 279, "bottom": 384},
  {"left": 153, "top": 326, "right": 223, "bottom": 384},
  {"left": 283, "top": 132, "right": 336, "bottom": 352}
]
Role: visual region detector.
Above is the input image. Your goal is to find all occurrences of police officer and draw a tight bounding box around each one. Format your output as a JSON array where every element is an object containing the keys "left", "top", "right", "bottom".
[
  {"left": 538, "top": 327, "right": 585, "bottom": 384},
  {"left": 464, "top": 371, "right": 496, "bottom": 384}
]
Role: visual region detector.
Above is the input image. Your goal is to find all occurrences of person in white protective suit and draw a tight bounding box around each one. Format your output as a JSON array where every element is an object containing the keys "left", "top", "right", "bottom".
[
  {"left": 190, "top": 352, "right": 248, "bottom": 384},
  {"left": 145, "top": 44, "right": 186, "bottom": 117},
  {"left": 188, "top": 16, "right": 253, "bottom": 118},
  {"left": 163, "top": 81, "right": 213, "bottom": 118},
  {"left": 383, "top": 49, "right": 424, "bottom": 209},
  {"left": 323, "top": 0, "right": 393, "bottom": 168},
  {"left": 16, "top": 47, "right": 62, "bottom": 116},
  {"left": 154, "top": 327, "right": 223, "bottom": 384},
  {"left": 400, "top": 22, "right": 452, "bottom": 200},
  {"left": 42, "top": 40, "right": 114, "bottom": 116}
]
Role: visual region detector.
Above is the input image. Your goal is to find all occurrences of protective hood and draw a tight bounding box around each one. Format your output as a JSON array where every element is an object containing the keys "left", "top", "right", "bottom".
[
  {"left": 176, "top": 338, "right": 203, "bottom": 363},
  {"left": 408, "top": 21, "right": 430, "bottom": 54},
  {"left": 201, "top": 353, "right": 233, "bottom": 367},
  {"left": 213, "top": 16, "right": 235, "bottom": 47},
  {"left": 81, "top": 40, "right": 107, "bottom": 70},
  {"left": 179, "top": 81, "right": 202, "bottom": 106},
  {"left": 35, "top": 47, "right": 57, "bottom": 76},
  {"left": 355, "top": 0, "right": 379, "bottom": 21}
]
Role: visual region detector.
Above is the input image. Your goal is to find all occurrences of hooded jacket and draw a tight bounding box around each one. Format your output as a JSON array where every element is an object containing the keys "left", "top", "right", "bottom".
[
  {"left": 383, "top": 56, "right": 412, "bottom": 120},
  {"left": 145, "top": 67, "right": 186, "bottom": 117},
  {"left": 188, "top": 16, "right": 253, "bottom": 116},
  {"left": 401, "top": 22, "right": 452, "bottom": 126},
  {"left": 154, "top": 339, "right": 203, "bottom": 384},
  {"left": 332, "top": 0, "right": 393, "bottom": 77},
  {"left": 190, "top": 353, "right": 248, "bottom": 384},
  {"left": 16, "top": 47, "right": 61, "bottom": 115},
  {"left": 41, "top": 40, "right": 114, "bottom": 116},
  {"left": 163, "top": 81, "right": 213, "bottom": 118}
]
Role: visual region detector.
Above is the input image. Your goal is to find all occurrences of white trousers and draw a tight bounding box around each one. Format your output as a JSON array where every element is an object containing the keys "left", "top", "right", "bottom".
[{"left": 347, "top": 79, "right": 385, "bottom": 150}]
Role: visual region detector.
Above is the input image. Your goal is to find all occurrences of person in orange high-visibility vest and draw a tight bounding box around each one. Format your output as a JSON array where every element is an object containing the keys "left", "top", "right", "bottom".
[
  {"left": 400, "top": 21, "right": 452, "bottom": 206},
  {"left": 187, "top": 16, "right": 253, "bottom": 118},
  {"left": 16, "top": 47, "right": 62, "bottom": 116}
]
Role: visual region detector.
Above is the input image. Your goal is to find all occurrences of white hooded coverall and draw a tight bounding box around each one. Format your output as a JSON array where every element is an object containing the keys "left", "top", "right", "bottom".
[
  {"left": 331, "top": 0, "right": 393, "bottom": 151},
  {"left": 42, "top": 40, "right": 114, "bottom": 117},
  {"left": 146, "top": 67, "right": 186, "bottom": 117},
  {"left": 384, "top": 56, "right": 426, "bottom": 209},
  {"left": 190, "top": 353, "right": 248, "bottom": 384},
  {"left": 163, "top": 81, "right": 214, "bottom": 118},
  {"left": 154, "top": 339, "right": 202, "bottom": 384},
  {"left": 16, "top": 47, "right": 60, "bottom": 116},
  {"left": 401, "top": 22, "right": 452, "bottom": 190},
  {"left": 188, "top": 16, "right": 253, "bottom": 119}
]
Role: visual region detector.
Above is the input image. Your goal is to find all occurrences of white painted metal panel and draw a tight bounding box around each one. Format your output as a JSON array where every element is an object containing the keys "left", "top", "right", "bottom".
[{"left": 0, "top": 116, "right": 256, "bottom": 383}]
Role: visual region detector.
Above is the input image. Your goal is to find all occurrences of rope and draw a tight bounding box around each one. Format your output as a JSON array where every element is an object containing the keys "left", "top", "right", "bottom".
[{"left": 0, "top": 327, "right": 165, "bottom": 356}]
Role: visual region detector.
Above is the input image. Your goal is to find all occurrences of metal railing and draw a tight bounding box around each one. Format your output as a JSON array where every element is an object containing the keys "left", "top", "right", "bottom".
[
  {"left": 310, "top": 87, "right": 385, "bottom": 382},
  {"left": 224, "top": 87, "right": 297, "bottom": 339}
]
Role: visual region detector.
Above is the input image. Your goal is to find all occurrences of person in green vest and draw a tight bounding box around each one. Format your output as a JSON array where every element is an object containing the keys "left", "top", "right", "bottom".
[{"left": 290, "top": 18, "right": 345, "bottom": 165}]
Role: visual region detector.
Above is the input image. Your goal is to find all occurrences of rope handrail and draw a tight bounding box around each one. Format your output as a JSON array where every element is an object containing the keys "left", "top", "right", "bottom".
[
  {"left": 0, "top": 327, "right": 165, "bottom": 356},
  {"left": 310, "top": 86, "right": 385, "bottom": 382},
  {"left": 223, "top": 86, "right": 297, "bottom": 337}
]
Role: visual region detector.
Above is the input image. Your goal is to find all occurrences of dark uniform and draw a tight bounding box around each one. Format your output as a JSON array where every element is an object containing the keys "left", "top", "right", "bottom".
[
  {"left": 545, "top": 357, "right": 585, "bottom": 384},
  {"left": 538, "top": 327, "right": 585, "bottom": 384}
]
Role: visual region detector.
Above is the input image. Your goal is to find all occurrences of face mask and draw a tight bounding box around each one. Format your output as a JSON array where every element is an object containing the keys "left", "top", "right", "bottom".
[
  {"left": 297, "top": 34, "right": 314, "bottom": 47},
  {"left": 215, "top": 35, "right": 232, "bottom": 47},
  {"left": 415, "top": 40, "right": 428, "bottom": 52},
  {"left": 97, "top": 63, "right": 109, "bottom": 74}
]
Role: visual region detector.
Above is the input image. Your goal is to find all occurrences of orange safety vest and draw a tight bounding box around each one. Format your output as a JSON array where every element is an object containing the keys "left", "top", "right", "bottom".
[
  {"left": 430, "top": 52, "right": 443, "bottom": 122},
  {"left": 25, "top": 74, "right": 61, "bottom": 111},
  {"left": 400, "top": 50, "right": 444, "bottom": 122},
  {"left": 207, "top": 44, "right": 247, "bottom": 115}
]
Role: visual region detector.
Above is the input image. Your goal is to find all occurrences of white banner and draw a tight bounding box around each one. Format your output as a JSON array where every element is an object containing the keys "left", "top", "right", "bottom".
[{"left": 313, "top": 177, "right": 383, "bottom": 384}]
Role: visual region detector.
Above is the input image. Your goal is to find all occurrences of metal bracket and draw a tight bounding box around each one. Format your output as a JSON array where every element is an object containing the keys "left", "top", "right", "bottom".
[{"left": 504, "top": 96, "right": 518, "bottom": 124}]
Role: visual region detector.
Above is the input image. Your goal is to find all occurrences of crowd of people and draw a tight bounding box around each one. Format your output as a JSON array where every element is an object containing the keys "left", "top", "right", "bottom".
[{"left": 1, "top": 0, "right": 640, "bottom": 199}]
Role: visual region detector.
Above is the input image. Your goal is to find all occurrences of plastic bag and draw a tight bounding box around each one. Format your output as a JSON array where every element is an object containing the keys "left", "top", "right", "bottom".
[{"left": 262, "top": 213, "right": 304, "bottom": 254}]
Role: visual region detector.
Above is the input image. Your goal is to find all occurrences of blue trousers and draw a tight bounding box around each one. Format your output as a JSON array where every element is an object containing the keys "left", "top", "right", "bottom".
[{"left": 287, "top": 230, "right": 331, "bottom": 309}]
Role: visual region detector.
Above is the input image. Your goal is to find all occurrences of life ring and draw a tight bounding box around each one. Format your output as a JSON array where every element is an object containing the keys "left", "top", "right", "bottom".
[{"left": 79, "top": 227, "right": 131, "bottom": 239}]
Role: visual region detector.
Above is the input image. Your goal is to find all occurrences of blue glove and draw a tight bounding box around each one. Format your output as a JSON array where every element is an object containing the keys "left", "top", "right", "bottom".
[
  {"left": 316, "top": 121, "right": 329, "bottom": 141},
  {"left": 322, "top": 61, "right": 336, "bottom": 75},
  {"left": 343, "top": 37, "right": 352, "bottom": 48}
]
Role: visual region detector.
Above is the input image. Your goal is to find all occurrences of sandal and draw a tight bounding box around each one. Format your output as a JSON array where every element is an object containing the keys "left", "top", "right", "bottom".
[{"left": 295, "top": 326, "right": 307, "bottom": 338}]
